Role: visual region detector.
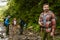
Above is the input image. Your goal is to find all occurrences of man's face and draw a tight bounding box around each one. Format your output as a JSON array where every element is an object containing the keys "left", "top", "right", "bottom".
[
  {"left": 8, "top": 16, "right": 10, "bottom": 18},
  {"left": 43, "top": 5, "right": 49, "bottom": 11}
]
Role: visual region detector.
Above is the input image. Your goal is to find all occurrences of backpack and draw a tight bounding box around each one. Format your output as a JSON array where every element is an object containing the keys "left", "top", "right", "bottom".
[
  {"left": 20, "top": 20, "right": 27, "bottom": 27},
  {"left": 4, "top": 18, "right": 9, "bottom": 26}
]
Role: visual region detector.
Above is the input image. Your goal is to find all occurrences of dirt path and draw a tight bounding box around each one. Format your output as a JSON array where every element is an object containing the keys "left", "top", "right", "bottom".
[{"left": 0, "top": 22, "right": 60, "bottom": 40}]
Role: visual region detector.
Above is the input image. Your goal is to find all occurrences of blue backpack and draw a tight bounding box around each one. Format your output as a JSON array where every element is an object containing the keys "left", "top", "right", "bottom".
[{"left": 4, "top": 18, "right": 9, "bottom": 26}]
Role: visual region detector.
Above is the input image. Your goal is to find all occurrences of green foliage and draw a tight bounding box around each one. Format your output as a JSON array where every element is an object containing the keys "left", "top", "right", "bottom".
[
  {"left": 4, "top": 0, "right": 60, "bottom": 31},
  {"left": 33, "top": 23, "right": 40, "bottom": 32}
]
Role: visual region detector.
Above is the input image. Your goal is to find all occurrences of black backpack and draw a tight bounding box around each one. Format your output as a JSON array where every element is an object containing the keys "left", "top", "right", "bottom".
[{"left": 20, "top": 20, "right": 27, "bottom": 27}]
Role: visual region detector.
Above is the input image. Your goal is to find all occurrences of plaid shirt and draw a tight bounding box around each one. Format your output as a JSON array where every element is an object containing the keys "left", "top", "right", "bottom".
[{"left": 39, "top": 11, "right": 56, "bottom": 29}]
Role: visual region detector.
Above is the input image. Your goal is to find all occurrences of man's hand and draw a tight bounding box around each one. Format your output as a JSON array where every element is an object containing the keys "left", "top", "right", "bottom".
[
  {"left": 39, "top": 22, "right": 44, "bottom": 26},
  {"left": 50, "top": 32, "right": 54, "bottom": 36}
]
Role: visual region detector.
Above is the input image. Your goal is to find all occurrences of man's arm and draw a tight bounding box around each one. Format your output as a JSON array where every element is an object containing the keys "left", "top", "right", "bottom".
[
  {"left": 51, "top": 13, "right": 56, "bottom": 33},
  {"left": 38, "top": 14, "right": 44, "bottom": 32},
  {"left": 38, "top": 14, "right": 43, "bottom": 26}
]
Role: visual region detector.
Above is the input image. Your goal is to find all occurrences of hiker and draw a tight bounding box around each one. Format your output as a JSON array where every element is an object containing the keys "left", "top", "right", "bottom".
[
  {"left": 19, "top": 18, "right": 26, "bottom": 35},
  {"left": 12, "top": 18, "right": 17, "bottom": 35},
  {"left": 4, "top": 15, "right": 10, "bottom": 36},
  {"left": 12, "top": 18, "right": 17, "bottom": 26},
  {"left": 38, "top": 3, "right": 56, "bottom": 40}
]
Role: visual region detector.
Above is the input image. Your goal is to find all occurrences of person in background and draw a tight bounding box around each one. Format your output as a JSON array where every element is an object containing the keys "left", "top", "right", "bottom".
[
  {"left": 4, "top": 15, "right": 10, "bottom": 36},
  {"left": 12, "top": 18, "right": 17, "bottom": 35},
  {"left": 19, "top": 18, "right": 26, "bottom": 35},
  {"left": 12, "top": 18, "right": 17, "bottom": 26}
]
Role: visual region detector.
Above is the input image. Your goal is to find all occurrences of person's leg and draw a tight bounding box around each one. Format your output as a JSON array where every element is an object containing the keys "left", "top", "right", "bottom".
[
  {"left": 14, "top": 26, "right": 17, "bottom": 34},
  {"left": 47, "top": 33, "right": 53, "bottom": 40},
  {"left": 41, "top": 29, "right": 47, "bottom": 40},
  {"left": 43, "top": 32, "right": 47, "bottom": 40},
  {"left": 6, "top": 25, "right": 9, "bottom": 35},
  {"left": 20, "top": 25, "right": 23, "bottom": 34},
  {"left": 4, "top": 24, "right": 7, "bottom": 35}
]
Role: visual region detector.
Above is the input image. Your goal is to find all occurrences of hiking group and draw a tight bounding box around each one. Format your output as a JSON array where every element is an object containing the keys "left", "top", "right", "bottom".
[
  {"left": 4, "top": 16, "right": 26, "bottom": 36},
  {"left": 4, "top": 3, "right": 56, "bottom": 40}
]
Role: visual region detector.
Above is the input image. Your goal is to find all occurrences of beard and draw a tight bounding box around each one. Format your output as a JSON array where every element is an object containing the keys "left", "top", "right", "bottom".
[
  {"left": 43, "top": 8, "right": 49, "bottom": 12},
  {"left": 44, "top": 9, "right": 49, "bottom": 12}
]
